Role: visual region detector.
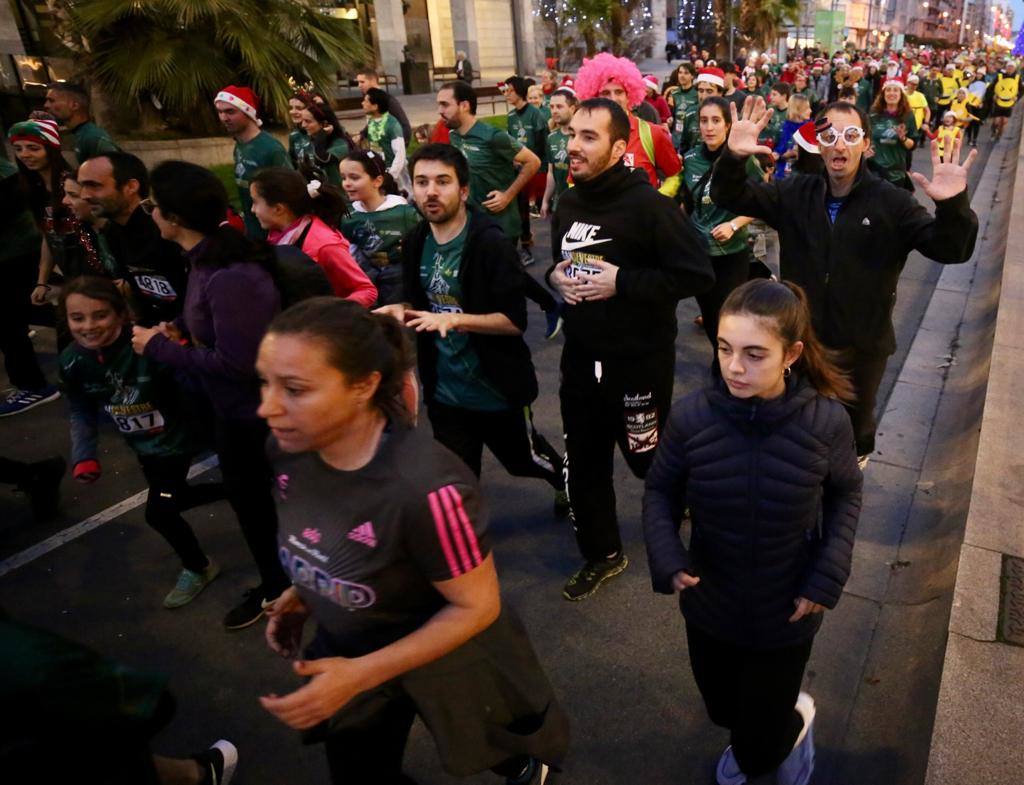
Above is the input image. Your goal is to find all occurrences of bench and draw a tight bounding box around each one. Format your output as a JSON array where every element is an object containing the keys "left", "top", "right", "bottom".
[
  {"left": 431, "top": 66, "right": 481, "bottom": 87},
  {"left": 336, "top": 73, "right": 399, "bottom": 96},
  {"left": 334, "top": 96, "right": 365, "bottom": 125},
  {"left": 474, "top": 85, "right": 506, "bottom": 115}
]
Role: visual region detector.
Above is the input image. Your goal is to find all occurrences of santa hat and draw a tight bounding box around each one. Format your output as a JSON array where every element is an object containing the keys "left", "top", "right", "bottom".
[
  {"left": 882, "top": 76, "right": 905, "bottom": 91},
  {"left": 696, "top": 67, "right": 726, "bottom": 89},
  {"left": 793, "top": 120, "right": 819, "bottom": 154},
  {"left": 215, "top": 85, "right": 262, "bottom": 126},
  {"left": 7, "top": 118, "right": 61, "bottom": 148},
  {"left": 642, "top": 74, "right": 660, "bottom": 92}
]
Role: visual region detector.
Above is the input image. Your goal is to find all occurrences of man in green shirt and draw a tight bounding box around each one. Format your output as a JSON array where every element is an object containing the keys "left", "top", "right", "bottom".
[
  {"left": 666, "top": 63, "right": 699, "bottom": 148},
  {"left": 438, "top": 80, "right": 560, "bottom": 329},
  {"left": 44, "top": 82, "right": 120, "bottom": 164},
  {"left": 375, "top": 142, "right": 566, "bottom": 511},
  {"left": 363, "top": 87, "right": 408, "bottom": 188},
  {"left": 214, "top": 85, "right": 291, "bottom": 239},
  {"left": 439, "top": 80, "right": 541, "bottom": 258},
  {"left": 540, "top": 88, "right": 578, "bottom": 218},
  {"left": 503, "top": 76, "right": 548, "bottom": 265}
]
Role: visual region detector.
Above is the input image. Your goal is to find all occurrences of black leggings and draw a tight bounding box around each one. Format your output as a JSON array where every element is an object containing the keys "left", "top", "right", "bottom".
[
  {"left": 696, "top": 249, "right": 753, "bottom": 351},
  {"left": 687, "top": 622, "right": 813, "bottom": 779},
  {"left": 138, "top": 454, "right": 221, "bottom": 573},
  {"left": 214, "top": 418, "right": 290, "bottom": 596}
]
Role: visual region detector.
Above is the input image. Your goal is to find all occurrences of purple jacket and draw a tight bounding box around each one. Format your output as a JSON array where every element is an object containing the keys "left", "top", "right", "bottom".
[{"left": 145, "top": 257, "right": 279, "bottom": 421}]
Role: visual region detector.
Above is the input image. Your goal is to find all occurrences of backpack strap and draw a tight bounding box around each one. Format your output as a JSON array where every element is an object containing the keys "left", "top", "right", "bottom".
[
  {"left": 637, "top": 117, "right": 656, "bottom": 169},
  {"left": 638, "top": 118, "right": 682, "bottom": 197}
]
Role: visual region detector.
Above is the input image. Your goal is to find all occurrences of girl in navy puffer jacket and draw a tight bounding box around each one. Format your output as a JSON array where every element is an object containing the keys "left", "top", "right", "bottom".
[{"left": 643, "top": 279, "right": 862, "bottom": 785}]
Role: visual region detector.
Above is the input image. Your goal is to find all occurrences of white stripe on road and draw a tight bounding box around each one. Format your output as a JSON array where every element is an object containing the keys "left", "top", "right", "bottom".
[{"left": 0, "top": 455, "right": 220, "bottom": 579}]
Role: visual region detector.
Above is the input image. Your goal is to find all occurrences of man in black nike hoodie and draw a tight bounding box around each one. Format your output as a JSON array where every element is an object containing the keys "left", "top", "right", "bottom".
[{"left": 546, "top": 97, "right": 714, "bottom": 601}]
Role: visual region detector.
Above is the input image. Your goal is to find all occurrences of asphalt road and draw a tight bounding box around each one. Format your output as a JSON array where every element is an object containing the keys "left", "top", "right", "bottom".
[{"left": 0, "top": 136, "right": 997, "bottom": 785}]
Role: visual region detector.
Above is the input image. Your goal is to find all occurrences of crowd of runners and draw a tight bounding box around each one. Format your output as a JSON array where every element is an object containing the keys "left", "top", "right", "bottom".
[{"left": 1, "top": 39, "right": 1015, "bottom": 785}]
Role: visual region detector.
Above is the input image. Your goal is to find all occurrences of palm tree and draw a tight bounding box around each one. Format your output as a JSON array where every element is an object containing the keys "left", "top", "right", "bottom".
[
  {"left": 49, "top": 0, "right": 369, "bottom": 133},
  {"left": 740, "top": 0, "right": 801, "bottom": 50}
]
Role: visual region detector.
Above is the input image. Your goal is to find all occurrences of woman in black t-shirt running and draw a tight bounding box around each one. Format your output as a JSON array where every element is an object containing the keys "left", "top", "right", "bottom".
[{"left": 256, "top": 298, "right": 567, "bottom": 785}]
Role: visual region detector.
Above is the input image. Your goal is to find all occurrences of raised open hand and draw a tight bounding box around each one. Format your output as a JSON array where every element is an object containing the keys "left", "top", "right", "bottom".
[
  {"left": 910, "top": 135, "right": 977, "bottom": 202},
  {"left": 727, "top": 95, "right": 776, "bottom": 158}
]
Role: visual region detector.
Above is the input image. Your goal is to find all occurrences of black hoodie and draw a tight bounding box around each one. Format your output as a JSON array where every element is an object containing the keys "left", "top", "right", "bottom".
[{"left": 546, "top": 162, "right": 714, "bottom": 359}]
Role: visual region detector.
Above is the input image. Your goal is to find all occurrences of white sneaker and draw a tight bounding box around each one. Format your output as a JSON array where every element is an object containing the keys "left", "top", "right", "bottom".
[
  {"left": 776, "top": 692, "right": 816, "bottom": 785},
  {"left": 857, "top": 454, "right": 870, "bottom": 471},
  {"left": 716, "top": 745, "right": 746, "bottom": 785}
]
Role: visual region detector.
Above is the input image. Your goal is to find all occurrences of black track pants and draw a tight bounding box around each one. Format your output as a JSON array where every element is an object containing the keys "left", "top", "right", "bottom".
[{"left": 559, "top": 341, "right": 675, "bottom": 562}]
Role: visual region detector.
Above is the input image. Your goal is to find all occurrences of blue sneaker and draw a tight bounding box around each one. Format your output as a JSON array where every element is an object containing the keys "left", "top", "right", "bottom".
[
  {"left": 0, "top": 385, "right": 60, "bottom": 417},
  {"left": 544, "top": 304, "right": 564, "bottom": 341},
  {"left": 776, "top": 692, "right": 816, "bottom": 785}
]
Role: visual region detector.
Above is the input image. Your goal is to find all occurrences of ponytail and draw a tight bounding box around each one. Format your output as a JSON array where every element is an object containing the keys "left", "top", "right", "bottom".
[
  {"left": 267, "top": 298, "right": 416, "bottom": 424},
  {"left": 252, "top": 167, "right": 347, "bottom": 228},
  {"left": 720, "top": 279, "right": 855, "bottom": 402},
  {"left": 343, "top": 149, "right": 400, "bottom": 196}
]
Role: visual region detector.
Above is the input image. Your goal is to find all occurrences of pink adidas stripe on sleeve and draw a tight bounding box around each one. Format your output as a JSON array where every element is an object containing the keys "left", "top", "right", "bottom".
[
  {"left": 441, "top": 484, "right": 483, "bottom": 566},
  {"left": 427, "top": 490, "right": 462, "bottom": 576}
]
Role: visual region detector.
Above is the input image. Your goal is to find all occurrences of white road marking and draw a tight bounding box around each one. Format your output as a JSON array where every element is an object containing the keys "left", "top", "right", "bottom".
[{"left": 0, "top": 455, "right": 220, "bottom": 578}]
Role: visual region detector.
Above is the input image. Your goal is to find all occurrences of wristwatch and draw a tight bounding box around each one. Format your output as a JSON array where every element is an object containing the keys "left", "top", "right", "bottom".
[{"left": 729, "top": 221, "right": 738, "bottom": 232}]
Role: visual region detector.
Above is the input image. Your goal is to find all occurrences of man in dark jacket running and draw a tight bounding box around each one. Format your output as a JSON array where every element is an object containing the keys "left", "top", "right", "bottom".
[
  {"left": 547, "top": 98, "right": 714, "bottom": 601},
  {"left": 711, "top": 97, "right": 979, "bottom": 464},
  {"left": 376, "top": 143, "right": 567, "bottom": 513}
]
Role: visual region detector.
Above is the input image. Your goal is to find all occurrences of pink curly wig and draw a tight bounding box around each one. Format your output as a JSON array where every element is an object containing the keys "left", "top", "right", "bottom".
[{"left": 574, "top": 52, "right": 646, "bottom": 107}]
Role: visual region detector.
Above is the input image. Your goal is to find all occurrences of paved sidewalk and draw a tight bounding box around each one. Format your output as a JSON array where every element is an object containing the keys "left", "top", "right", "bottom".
[{"left": 925, "top": 123, "right": 1024, "bottom": 784}]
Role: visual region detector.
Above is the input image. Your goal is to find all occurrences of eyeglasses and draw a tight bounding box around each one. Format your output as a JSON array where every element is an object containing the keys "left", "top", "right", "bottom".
[
  {"left": 816, "top": 125, "right": 866, "bottom": 147},
  {"left": 139, "top": 197, "right": 158, "bottom": 215}
]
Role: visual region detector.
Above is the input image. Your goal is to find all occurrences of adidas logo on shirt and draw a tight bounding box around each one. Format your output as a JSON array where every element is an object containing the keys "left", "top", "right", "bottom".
[{"left": 347, "top": 521, "right": 378, "bottom": 548}]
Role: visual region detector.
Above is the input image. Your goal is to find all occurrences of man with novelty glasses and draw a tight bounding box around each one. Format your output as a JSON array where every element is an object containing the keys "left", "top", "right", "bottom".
[{"left": 710, "top": 96, "right": 979, "bottom": 468}]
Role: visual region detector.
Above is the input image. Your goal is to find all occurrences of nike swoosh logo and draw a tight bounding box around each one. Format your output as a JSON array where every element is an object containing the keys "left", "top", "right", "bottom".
[{"left": 561, "top": 238, "right": 613, "bottom": 252}]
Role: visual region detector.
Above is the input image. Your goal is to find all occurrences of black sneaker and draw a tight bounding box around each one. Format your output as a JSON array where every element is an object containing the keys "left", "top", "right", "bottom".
[
  {"left": 20, "top": 456, "right": 66, "bottom": 521},
  {"left": 519, "top": 246, "right": 535, "bottom": 267},
  {"left": 562, "top": 554, "right": 628, "bottom": 601},
  {"left": 223, "top": 588, "right": 270, "bottom": 630},
  {"left": 506, "top": 757, "right": 555, "bottom": 784},
  {"left": 194, "top": 739, "right": 237, "bottom": 785}
]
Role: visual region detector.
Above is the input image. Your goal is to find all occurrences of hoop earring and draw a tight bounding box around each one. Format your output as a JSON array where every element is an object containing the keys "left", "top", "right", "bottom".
[{"left": 784, "top": 366, "right": 792, "bottom": 378}]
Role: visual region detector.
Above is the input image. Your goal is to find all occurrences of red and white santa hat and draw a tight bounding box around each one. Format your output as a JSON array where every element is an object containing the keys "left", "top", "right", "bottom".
[
  {"left": 642, "top": 74, "right": 660, "bottom": 92},
  {"left": 558, "top": 76, "right": 576, "bottom": 96},
  {"left": 793, "top": 120, "right": 819, "bottom": 155},
  {"left": 696, "top": 67, "right": 726, "bottom": 89},
  {"left": 882, "top": 75, "right": 905, "bottom": 91},
  {"left": 214, "top": 85, "right": 262, "bottom": 126}
]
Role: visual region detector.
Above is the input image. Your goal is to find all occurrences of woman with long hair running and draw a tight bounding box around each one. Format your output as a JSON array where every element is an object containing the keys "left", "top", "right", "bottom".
[
  {"left": 297, "top": 101, "right": 354, "bottom": 187},
  {"left": 643, "top": 279, "right": 862, "bottom": 785},
  {"left": 339, "top": 150, "right": 421, "bottom": 306},
  {"left": 256, "top": 298, "right": 568, "bottom": 785},
  {"left": 130, "top": 160, "right": 291, "bottom": 630},
  {"left": 869, "top": 79, "right": 917, "bottom": 190},
  {"left": 250, "top": 168, "right": 377, "bottom": 307},
  {"left": 681, "top": 97, "right": 762, "bottom": 351},
  {"left": 2, "top": 118, "right": 73, "bottom": 415}
]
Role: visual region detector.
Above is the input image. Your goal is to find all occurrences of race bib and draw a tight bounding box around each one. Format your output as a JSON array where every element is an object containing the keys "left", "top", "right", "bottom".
[
  {"left": 106, "top": 407, "right": 166, "bottom": 434},
  {"left": 564, "top": 259, "right": 603, "bottom": 278},
  {"left": 430, "top": 302, "right": 464, "bottom": 315},
  {"left": 134, "top": 274, "right": 177, "bottom": 301}
]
